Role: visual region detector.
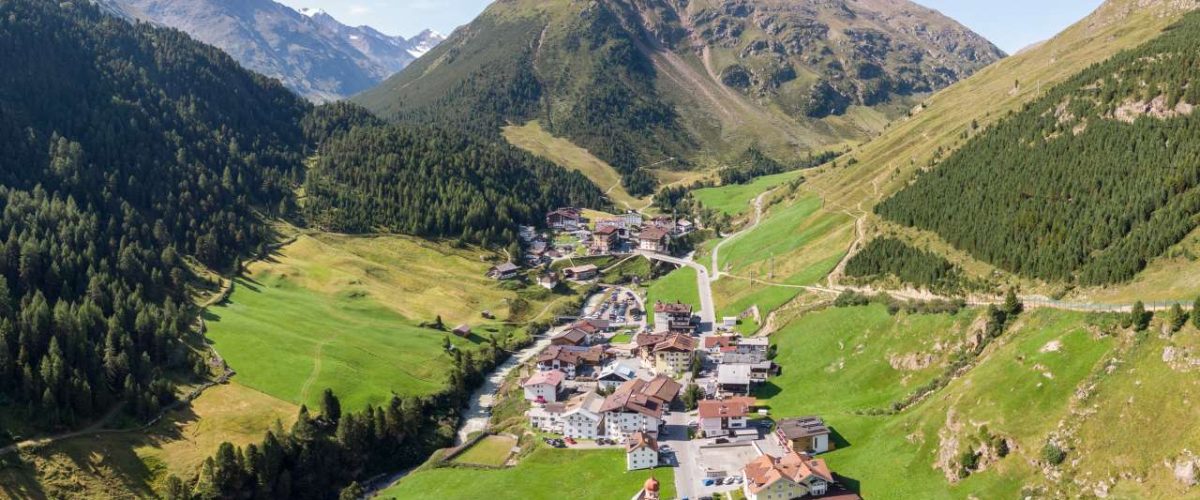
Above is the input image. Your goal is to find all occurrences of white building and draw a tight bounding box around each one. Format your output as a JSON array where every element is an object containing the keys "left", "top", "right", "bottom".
[
  {"left": 528, "top": 402, "right": 566, "bottom": 433},
  {"left": 522, "top": 370, "right": 564, "bottom": 403},
  {"left": 625, "top": 431, "right": 660, "bottom": 471},
  {"left": 597, "top": 360, "right": 639, "bottom": 391},
  {"left": 562, "top": 392, "right": 605, "bottom": 439},
  {"left": 599, "top": 376, "right": 680, "bottom": 439},
  {"left": 697, "top": 398, "right": 751, "bottom": 438}
]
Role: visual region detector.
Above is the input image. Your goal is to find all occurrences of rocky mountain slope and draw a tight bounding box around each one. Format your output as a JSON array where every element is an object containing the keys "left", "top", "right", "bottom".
[
  {"left": 97, "top": 0, "right": 443, "bottom": 102},
  {"left": 354, "top": 0, "right": 1002, "bottom": 195}
]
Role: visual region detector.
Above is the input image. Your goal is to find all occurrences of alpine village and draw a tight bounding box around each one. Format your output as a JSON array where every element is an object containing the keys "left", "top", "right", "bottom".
[{"left": 3, "top": 0, "right": 1200, "bottom": 499}]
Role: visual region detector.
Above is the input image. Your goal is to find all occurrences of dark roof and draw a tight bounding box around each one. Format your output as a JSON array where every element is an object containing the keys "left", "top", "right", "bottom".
[
  {"left": 777, "top": 416, "right": 830, "bottom": 439},
  {"left": 654, "top": 301, "right": 692, "bottom": 314},
  {"left": 492, "top": 262, "right": 519, "bottom": 273},
  {"left": 552, "top": 329, "right": 588, "bottom": 345},
  {"left": 640, "top": 227, "right": 670, "bottom": 241}
]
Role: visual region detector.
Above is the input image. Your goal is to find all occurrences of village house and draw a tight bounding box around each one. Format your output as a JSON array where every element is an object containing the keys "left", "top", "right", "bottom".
[
  {"left": 675, "top": 219, "right": 695, "bottom": 235},
  {"left": 652, "top": 333, "right": 698, "bottom": 377},
  {"left": 518, "top": 225, "right": 538, "bottom": 242},
  {"left": 546, "top": 208, "right": 582, "bottom": 230},
  {"left": 638, "top": 226, "right": 671, "bottom": 254},
  {"left": 600, "top": 376, "right": 681, "bottom": 438},
  {"left": 452, "top": 324, "right": 472, "bottom": 339},
  {"left": 715, "top": 363, "right": 753, "bottom": 395},
  {"left": 563, "top": 264, "right": 599, "bottom": 281},
  {"left": 528, "top": 401, "right": 566, "bottom": 433},
  {"left": 561, "top": 392, "right": 606, "bottom": 439},
  {"left": 487, "top": 262, "right": 520, "bottom": 280},
  {"left": 592, "top": 225, "right": 621, "bottom": 254},
  {"left": 522, "top": 369, "right": 564, "bottom": 403},
  {"left": 703, "top": 335, "right": 737, "bottom": 355},
  {"left": 649, "top": 215, "right": 674, "bottom": 230},
  {"left": 571, "top": 318, "right": 613, "bottom": 337},
  {"left": 597, "top": 359, "right": 639, "bottom": 391},
  {"left": 653, "top": 301, "right": 696, "bottom": 334},
  {"left": 537, "top": 271, "right": 559, "bottom": 290},
  {"left": 625, "top": 431, "right": 660, "bottom": 471},
  {"left": 619, "top": 212, "right": 644, "bottom": 228},
  {"left": 742, "top": 450, "right": 835, "bottom": 500},
  {"left": 776, "top": 416, "right": 833, "bottom": 455},
  {"left": 536, "top": 345, "right": 607, "bottom": 379},
  {"left": 596, "top": 218, "right": 629, "bottom": 235},
  {"left": 697, "top": 397, "right": 754, "bottom": 437},
  {"left": 550, "top": 328, "right": 589, "bottom": 347},
  {"left": 633, "top": 332, "right": 669, "bottom": 362}
]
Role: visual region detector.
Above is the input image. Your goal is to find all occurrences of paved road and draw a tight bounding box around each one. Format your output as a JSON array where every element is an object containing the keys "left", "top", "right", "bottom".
[
  {"left": 711, "top": 188, "right": 775, "bottom": 282},
  {"left": 637, "top": 251, "right": 716, "bottom": 333}
]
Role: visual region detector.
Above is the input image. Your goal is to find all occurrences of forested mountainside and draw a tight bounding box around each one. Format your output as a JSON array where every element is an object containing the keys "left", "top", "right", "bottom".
[
  {"left": 0, "top": 0, "right": 312, "bottom": 427},
  {"left": 877, "top": 10, "right": 1200, "bottom": 286},
  {"left": 354, "top": 0, "right": 1002, "bottom": 197},
  {"left": 97, "top": 0, "right": 444, "bottom": 102},
  {"left": 303, "top": 125, "right": 608, "bottom": 246},
  {"left": 0, "top": 0, "right": 601, "bottom": 434}
]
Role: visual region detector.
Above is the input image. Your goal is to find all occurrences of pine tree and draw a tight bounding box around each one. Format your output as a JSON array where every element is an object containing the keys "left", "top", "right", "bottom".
[
  {"left": 321, "top": 388, "right": 342, "bottom": 424},
  {"left": 1130, "top": 301, "right": 1150, "bottom": 332}
]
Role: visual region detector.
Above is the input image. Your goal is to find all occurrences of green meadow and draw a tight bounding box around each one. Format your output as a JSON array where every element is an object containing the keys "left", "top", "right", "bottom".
[
  {"left": 711, "top": 190, "right": 853, "bottom": 332},
  {"left": 202, "top": 232, "right": 555, "bottom": 412},
  {"left": 204, "top": 273, "right": 482, "bottom": 411},
  {"left": 761, "top": 305, "right": 1131, "bottom": 498},
  {"left": 692, "top": 169, "right": 805, "bottom": 216},
  {"left": 645, "top": 266, "right": 700, "bottom": 328},
  {"left": 381, "top": 448, "right": 675, "bottom": 500}
]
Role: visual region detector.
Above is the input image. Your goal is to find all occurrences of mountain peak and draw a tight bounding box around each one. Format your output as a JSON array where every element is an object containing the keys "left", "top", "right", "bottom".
[
  {"left": 296, "top": 7, "right": 326, "bottom": 18},
  {"left": 98, "top": 0, "right": 444, "bottom": 102}
]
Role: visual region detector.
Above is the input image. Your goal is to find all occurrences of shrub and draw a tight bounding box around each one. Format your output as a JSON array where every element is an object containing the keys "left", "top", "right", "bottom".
[{"left": 1042, "top": 442, "right": 1066, "bottom": 466}]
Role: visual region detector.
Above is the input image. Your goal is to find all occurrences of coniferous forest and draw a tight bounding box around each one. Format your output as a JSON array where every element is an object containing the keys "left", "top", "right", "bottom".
[
  {"left": 0, "top": 0, "right": 311, "bottom": 428},
  {"left": 844, "top": 238, "right": 967, "bottom": 294},
  {"left": 303, "top": 125, "right": 607, "bottom": 245},
  {"left": 877, "top": 11, "right": 1200, "bottom": 285}
]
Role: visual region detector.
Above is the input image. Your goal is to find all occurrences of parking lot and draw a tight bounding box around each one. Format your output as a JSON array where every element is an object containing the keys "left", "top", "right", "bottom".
[{"left": 582, "top": 286, "right": 644, "bottom": 328}]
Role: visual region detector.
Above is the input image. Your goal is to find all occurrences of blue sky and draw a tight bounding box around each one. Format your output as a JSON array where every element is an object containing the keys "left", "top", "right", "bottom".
[{"left": 276, "top": 0, "right": 1104, "bottom": 53}]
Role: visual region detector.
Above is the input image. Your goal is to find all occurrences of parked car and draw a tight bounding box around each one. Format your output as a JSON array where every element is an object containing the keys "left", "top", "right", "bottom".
[
  {"left": 564, "top": 436, "right": 576, "bottom": 445},
  {"left": 702, "top": 479, "right": 715, "bottom": 487}
]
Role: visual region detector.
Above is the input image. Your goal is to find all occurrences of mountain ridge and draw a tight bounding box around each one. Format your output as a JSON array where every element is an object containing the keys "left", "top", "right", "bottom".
[
  {"left": 355, "top": 0, "right": 1003, "bottom": 195},
  {"left": 96, "top": 0, "right": 444, "bottom": 102}
]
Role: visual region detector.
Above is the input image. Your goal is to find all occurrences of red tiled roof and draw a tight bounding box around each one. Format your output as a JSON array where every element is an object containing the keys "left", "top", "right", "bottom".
[
  {"left": 523, "top": 370, "right": 565, "bottom": 388},
  {"left": 704, "top": 336, "right": 736, "bottom": 349},
  {"left": 743, "top": 451, "right": 834, "bottom": 495},
  {"left": 653, "top": 333, "right": 698, "bottom": 353},
  {"left": 698, "top": 399, "right": 749, "bottom": 419}
]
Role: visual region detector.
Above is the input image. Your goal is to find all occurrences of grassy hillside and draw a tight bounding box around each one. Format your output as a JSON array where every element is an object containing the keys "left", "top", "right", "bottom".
[
  {"left": 0, "top": 382, "right": 298, "bottom": 498},
  {"left": 710, "top": 187, "right": 854, "bottom": 331},
  {"left": 760, "top": 305, "right": 1148, "bottom": 498},
  {"left": 380, "top": 447, "right": 675, "bottom": 500},
  {"left": 757, "top": 0, "right": 1200, "bottom": 302},
  {"left": 692, "top": 169, "right": 804, "bottom": 217},
  {"left": 203, "top": 233, "right": 554, "bottom": 411},
  {"left": 877, "top": 10, "right": 1200, "bottom": 285},
  {"left": 503, "top": 121, "right": 652, "bottom": 212}
]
